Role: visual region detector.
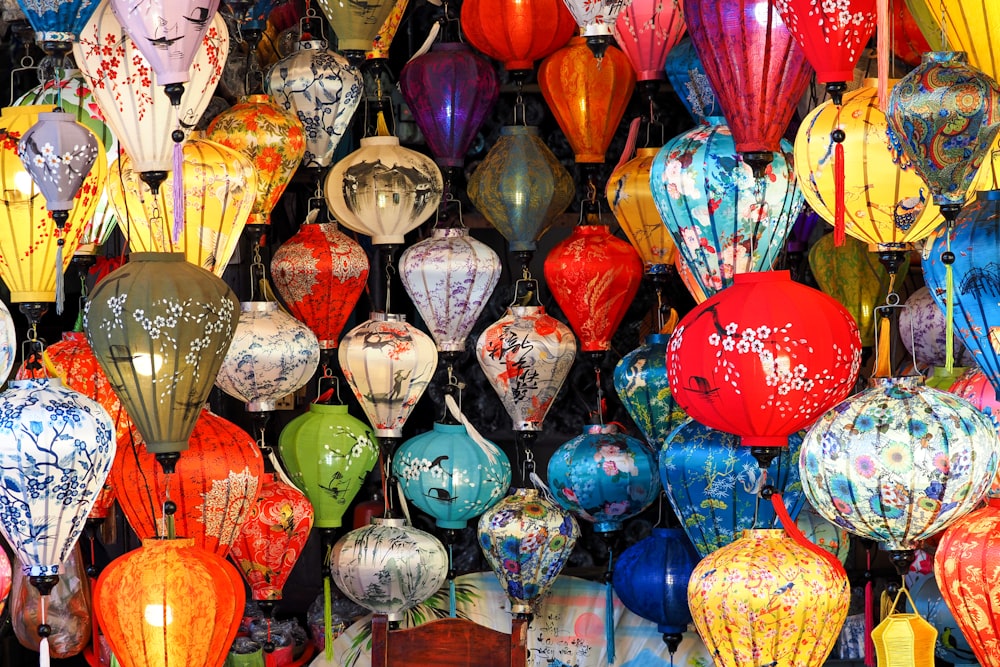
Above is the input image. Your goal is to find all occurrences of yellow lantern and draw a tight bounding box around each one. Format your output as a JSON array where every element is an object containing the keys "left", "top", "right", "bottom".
[
  {"left": 905, "top": 0, "right": 1000, "bottom": 81},
  {"left": 316, "top": 0, "right": 400, "bottom": 56},
  {"left": 367, "top": 0, "right": 409, "bottom": 60},
  {"left": 107, "top": 136, "right": 257, "bottom": 277},
  {"left": 606, "top": 147, "right": 677, "bottom": 274}
]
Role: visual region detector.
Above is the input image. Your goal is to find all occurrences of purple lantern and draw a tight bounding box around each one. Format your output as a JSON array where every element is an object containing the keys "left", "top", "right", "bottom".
[
  {"left": 399, "top": 42, "right": 499, "bottom": 174},
  {"left": 18, "top": 111, "right": 100, "bottom": 221}
]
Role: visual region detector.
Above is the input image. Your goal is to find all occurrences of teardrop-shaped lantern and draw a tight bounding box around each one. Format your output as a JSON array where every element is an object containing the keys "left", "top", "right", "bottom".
[
  {"left": 613, "top": 333, "right": 688, "bottom": 450},
  {"left": 898, "top": 285, "right": 972, "bottom": 370},
  {"left": 460, "top": 0, "right": 576, "bottom": 76},
  {"left": 18, "top": 110, "right": 100, "bottom": 218},
  {"left": 607, "top": 147, "right": 678, "bottom": 273},
  {"left": 613, "top": 0, "right": 686, "bottom": 90},
  {"left": 16, "top": 0, "right": 100, "bottom": 54},
  {"left": 663, "top": 37, "right": 724, "bottom": 123},
  {"left": 315, "top": 0, "right": 398, "bottom": 55},
  {"left": 399, "top": 227, "right": 502, "bottom": 355}
]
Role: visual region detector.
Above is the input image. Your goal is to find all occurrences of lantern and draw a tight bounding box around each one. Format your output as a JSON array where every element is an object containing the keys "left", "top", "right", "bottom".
[
  {"left": 215, "top": 301, "right": 321, "bottom": 412},
  {"left": 331, "top": 517, "right": 448, "bottom": 620},
  {"left": 85, "top": 252, "right": 240, "bottom": 456},
  {"left": 315, "top": 0, "right": 398, "bottom": 56},
  {"left": 543, "top": 224, "right": 644, "bottom": 355},
  {"left": 663, "top": 37, "right": 723, "bottom": 123},
  {"left": 277, "top": 401, "right": 378, "bottom": 529},
  {"left": 477, "top": 488, "right": 580, "bottom": 614},
  {"left": 399, "top": 227, "right": 501, "bottom": 356},
  {"left": 224, "top": 0, "right": 279, "bottom": 46},
  {"left": 905, "top": 0, "right": 1000, "bottom": 82},
  {"left": 94, "top": 538, "right": 244, "bottom": 667},
  {"left": 613, "top": 334, "right": 688, "bottom": 451},
  {"left": 270, "top": 220, "right": 369, "bottom": 350},
  {"left": 15, "top": 0, "right": 99, "bottom": 53},
  {"left": 660, "top": 419, "right": 807, "bottom": 557},
  {"left": 367, "top": 0, "right": 408, "bottom": 60},
  {"left": 613, "top": 0, "right": 685, "bottom": 95},
  {"left": 393, "top": 422, "right": 512, "bottom": 530},
  {"left": 459, "top": 0, "right": 576, "bottom": 76},
  {"left": 229, "top": 473, "right": 314, "bottom": 601},
  {"left": 898, "top": 286, "right": 973, "bottom": 370},
  {"left": 682, "top": 0, "right": 813, "bottom": 175},
  {"left": 688, "top": 529, "right": 850, "bottom": 667},
  {"left": 17, "top": 110, "right": 100, "bottom": 221},
  {"left": 538, "top": 38, "right": 636, "bottom": 164},
  {"left": 909, "top": 573, "right": 979, "bottom": 666},
  {"left": 113, "top": 407, "right": 264, "bottom": 556},
  {"left": 559, "top": 0, "right": 630, "bottom": 57},
  {"left": 893, "top": 2, "right": 932, "bottom": 66},
  {"left": 338, "top": 313, "right": 438, "bottom": 439},
  {"left": 606, "top": 147, "right": 678, "bottom": 274},
  {"left": 797, "top": 503, "right": 852, "bottom": 564},
  {"left": 950, "top": 368, "right": 1000, "bottom": 430},
  {"left": 650, "top": 119, "right": 804, "bottom": 299},
  {"left": 107, "top": 136, "right": 257, "bottom": 277},
  {"left": 399, "top": 42, "right": 499, "bottom": 171},
  {"left": 265, "top": 38, "right": 363, "bottom": 171},
  {"left": 0, "top": 549, "right": 9, "bottom": 617},
  {"left": 547, "top": 424, "right": 660, "bottom": 533}
]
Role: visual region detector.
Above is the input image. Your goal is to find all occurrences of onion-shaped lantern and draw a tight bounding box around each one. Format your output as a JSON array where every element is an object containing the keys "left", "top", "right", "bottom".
[
  {"left": 393, "top": 422, "right": 512, "bottom": 530},
  {"left": 315, "top": 0, "right": 397, "bottom": 56},
  {"left": 331, "top": 517, "right": 448, "bottom": 621},
  {"left": 85, "top": 252, "right": 239, "bottom": 456},
  {"left": 613, "top": 333, "right": 688, "bottom": 451},
  {"left": 613, "top": 0, "right": 685, "bottom": 95},
  {"left": 607, "top": 147, "right": 678, "bottom": 274},
  {"left": 459, "top": 0, "right": 576, "bottom": 77},
  {"left": 477, "top": 488, "right": 580, "bottom": 614},
  {"left": 663, "top": 37, "right": 723, "bottom": 123},
  {"left": 399, "top": 227, "right": 501, "bottom": 357},
  {"left": 16, "top": 0, "right": 100, "bottom": 54},
  {"left": 898, "top": 285, "right": 972, "bottom": 371},
  {"left": 547, "top": 424, "right": 660, "bottom": 533}
]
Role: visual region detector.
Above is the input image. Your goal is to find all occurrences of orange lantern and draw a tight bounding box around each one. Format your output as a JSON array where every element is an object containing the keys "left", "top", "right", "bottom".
[{"left": 460, "top": 0, "right": 577, "bottom": 77}]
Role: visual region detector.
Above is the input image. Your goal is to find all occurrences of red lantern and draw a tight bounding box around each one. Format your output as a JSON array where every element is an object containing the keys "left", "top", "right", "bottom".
[
  {"left": 538, "top": 37, "right": 636, "bottom": 164},
  {"left": 666, "top": 271, "right": 862, "bottom": 462},
  {"left": 613, "top": 0, "right": 686, "bottom": 89},
  {"left": 460, "top": 0, "right": 577, "bottom": 76},
  {"left": 891, "top": 2, "right": 931, "bottom": 67},
  {"left": 113, "top": 408, "right": 264, "bottom": 557},
  {"left": 543, "top": 224, "right": 644, "bottom": 355}
]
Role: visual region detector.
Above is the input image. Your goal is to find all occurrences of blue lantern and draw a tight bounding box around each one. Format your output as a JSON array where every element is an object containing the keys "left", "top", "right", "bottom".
[
  {"left": 227, "top": 0, "right": 278, "bottom": 44},
  {"left": 659, "top": 419, "right": 806, "bottom": 557},
  {"left": 393, "top": 422, "right": 512, "bottom": 529},
  {"left": 547, "top": 425, "right": 660, "bottom": 533},
  {"left": 613, "top": 333, "right": 688, "bottom": 451},
  {"left": 16, "top": 0, "right": 100, "bottom": 52},
  {"left": 663, "top": 37, "right": 723, "bottom": 123}
]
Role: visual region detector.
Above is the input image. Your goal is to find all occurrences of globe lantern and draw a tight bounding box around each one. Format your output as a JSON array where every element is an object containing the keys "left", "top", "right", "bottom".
[
  {"left": 459, "top": 0, "right": 576, "bottom": 77},
  {"left": 607, "top": 147, "right": 678, "bottom": 274},
  {"left": 560, "top": 0, "right": 631, "bottom": 57},
  {"left": 15, "top": 0, "right": 100, "bottom": 55},
  {"left": 663, "top": 37, "right": 723, "bottom": 123},
  {"left": 613, "top": 333, "right": 688, "bottom": 451},
  {"left": 315, "top": 0, "right": 397, "bottom": 59},
  {"left": 613, "top": 0, "right": 685, "bottom": 98},
  {"left": 898, "top": 286, "right": 973, "bottom": 371}
]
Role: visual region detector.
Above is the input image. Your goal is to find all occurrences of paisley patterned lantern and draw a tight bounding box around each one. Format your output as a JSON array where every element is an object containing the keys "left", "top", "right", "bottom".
[
  {"left": 366, "top": 0, "right": 408, "bottom": 60},
  {"left": 689, "top": 529, "right": 850, "bottom": 667},
  {"left": 613, "top": 0, "right": 685, "bottom": 94},
  {"left": 613, "top": 333, "right": 688, "bottom": 451},
  {"left": 898, "top": 285, "right": 973, "bottom": 371},
  {"left": 15, "top": 0, "right": 100, "bottom": 53},
  {"left": 315, "top": 0, "right": 397, "bottom": 56},
  {"left": 650, "top": 119, "right": 804, "bottom": 299},
  {"left": 477, "top": 488, "right": 580, "bottom": 614},
  {"left": 459, "top": 0, "right": 576, "bottom": 77},
  {"left": 607, "top": 147, "right": 678, "bottom": 274},
  {"left": 663, "top": 37, "right": 723, "bottom": 123},
  {"left": 331, "top": 517, "right": 448, "bottom": 621}
]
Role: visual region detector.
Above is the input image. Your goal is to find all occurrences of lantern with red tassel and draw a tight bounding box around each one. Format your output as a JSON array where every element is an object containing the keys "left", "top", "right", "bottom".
[{"left": 459, "top": 0, "right": 576, "bottom": 78}]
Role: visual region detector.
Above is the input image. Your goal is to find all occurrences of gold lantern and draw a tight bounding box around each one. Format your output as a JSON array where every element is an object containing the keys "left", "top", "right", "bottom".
[{"left": 607, "top": 146, "right": 678, "bottom": 274}]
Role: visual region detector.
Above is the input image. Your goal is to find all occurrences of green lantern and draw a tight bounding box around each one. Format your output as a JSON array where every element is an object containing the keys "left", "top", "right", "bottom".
[{"left": 278, "top": 402, "right": 379, "bottom": 529}]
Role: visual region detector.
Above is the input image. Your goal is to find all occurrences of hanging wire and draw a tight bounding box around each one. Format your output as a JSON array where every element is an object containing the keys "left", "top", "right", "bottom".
[
  {"left": 9, "top": 56, "right": 35, "bottom": 106},
  {"left": 249, "top": 242, "right": 266, "bottom": 301},
  {"left": 512, "top": 81, "right": 526, "bottom": 126},
  {"left": 384, "top": 251, "right": 396, "bottom": 313}
]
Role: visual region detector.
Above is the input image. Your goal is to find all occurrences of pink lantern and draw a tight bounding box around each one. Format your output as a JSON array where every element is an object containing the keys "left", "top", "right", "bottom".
[{"left": 613, "top": 0, "right": 686, "bottom": 96}]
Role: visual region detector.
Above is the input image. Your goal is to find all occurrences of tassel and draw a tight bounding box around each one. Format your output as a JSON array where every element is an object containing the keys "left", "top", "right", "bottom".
[
  {"left": 172, "top": 140, "right": 184, "bottom": 244},
  {"left": 376, "top": 111, "right": 391, "bottom": 137},
  {"left": 880, "top": 590, "right": 893, "bottom": 622},
  {"left": 54, "top": 236, "right": 64, "bottom": 315},
  {"left": 605, "top": 550, "right": 616, "bottom": 665},
  {"left": 268, "top": 447, "right": 301, "bottom": 491},
  {"left": 614, "top": 117, "right": 642, "bottom": 171},
  {"left": 407, "top": 20, "right": 440, "bottom": 62},
  {"left": 833, "top": 110, "right": 846, "bottom": 247},
  {"left": 945, "top": 241, "right": 955, "bottom": 374},
  {"left": 876, "top": 0, "right": 889, "bottom": 111},
  {"left": 445, "top": 393, "right": 501, "bottom": 465},
  {"left": 39, "top": 597, "right": 50, "bottom": 667},
  {"left": 875, "top": 314, "right": 892, "bottom": 378},
  {"left": 324, "top": 576, "right": 334, "bottom": 661},
  {"left": 771, "top": 493, "right": 845, "bottom": 575},
  {"left": 448, "top": 543, "right": 457, "bottom": 618},
  {"left": 864, "top": 549, "right": 875, "bottom": 667}
]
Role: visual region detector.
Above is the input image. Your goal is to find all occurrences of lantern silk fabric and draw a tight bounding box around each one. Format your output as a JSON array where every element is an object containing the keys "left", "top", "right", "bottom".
[
  {"left": 459, "top": 0, "right": 576, "bottom": 73},
  {"left": 773, "top": 0, "right": 877, "bottom": 84},
  {"left": 16, "top": 0, "right": 100, "bottom": 44},
  {"left": 613, "top": 0, "right": 686, "bottom": 82},
  {"left": 905, "top": 0, "right": 1000, "bottom": 82},
  {"left": 607, "top": 147, "right": 679, "bottom": 272},
  {"left": 613, "top": 333, "right": 688, "bottom": 451}
]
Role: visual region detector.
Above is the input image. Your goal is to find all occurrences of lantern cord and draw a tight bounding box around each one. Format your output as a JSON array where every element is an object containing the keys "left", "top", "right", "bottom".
[
  {"left": 323, "top": 575, "right": 334, "bottom": 661},
  {"left": 396, "top": 477, "right": 413, "bottom": 526},
  {"left": 55, "top": 228, "right": 65, "bottom": 316},
  {"left": 594, "top": 367, "right": 605, "bottom": 426},
  {"left": 876, "top": 0, "right": 889, "bottom": 111},
  {"left": 448, "top": 544, "right": 457, "bottom": 618},
  {"left": 39, "top": 596, "right": 50, "bottom": 667},
  {"left": 171, "top": 133, "right": 185, "bottom": 245},
  {"left": 605, "top": 548, "right": 616, "bottom": 665},
  {"left": 384, "top": 251, "right": 395, "bottom": 314},
  {"left": 8, "top": 56, "right": 35, "bottom": 106},
  {"left": 944, "top": 226, "right": 955, "bottom": 374},
  {"left": 613, "top": 118, "right": 641, "bottom": 171},
  {"left": 445, "top": 393, "right": 502, "bottom": 465},
  {"left": 770, "top": 493, "right": 846, "bottom": 575},
  {"left": 864, "top": 547, "right": 875, "bottom": 667},
  {"left": 833, "top": 106, "right": 846, "bottom": 247}
]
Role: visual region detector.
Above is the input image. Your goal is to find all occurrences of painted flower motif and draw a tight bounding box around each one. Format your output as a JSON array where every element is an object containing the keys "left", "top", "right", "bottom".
[
  {"left": 854, "top": 455, "right": 876, "bottom": 478},
  {"left": 881, "top": 443, "right": 913, "bottom": 472}
]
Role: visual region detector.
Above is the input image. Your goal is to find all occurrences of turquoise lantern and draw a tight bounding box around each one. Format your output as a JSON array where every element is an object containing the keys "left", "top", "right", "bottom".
[
  {"left": 663, "top": 37, "right": 723, "bottom": 123},
  {"left": 547, "top": 424, "right": 660, "bottom": 533},
  {"left": 613, "top": 333, "right": 688, "bottom": 450},
  {"left": 393, "top": 422, "right": 512, "bottom": 530}
]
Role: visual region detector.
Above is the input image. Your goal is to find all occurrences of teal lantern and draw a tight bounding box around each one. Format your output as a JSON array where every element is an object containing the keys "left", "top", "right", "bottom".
[
  {"left": 547, "top": 424, "right": 660, "bottom": 533},
  {"left": 393, "top": 422, "right": 512, "bottom": 530},
  {"left": 613, "top": 333, "right": 688, "bottom": 450}
]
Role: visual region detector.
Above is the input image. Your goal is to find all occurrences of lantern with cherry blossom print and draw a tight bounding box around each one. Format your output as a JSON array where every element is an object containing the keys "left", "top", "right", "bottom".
[{"left": 613, "top": 0, "right": 685, "bottom": 99}]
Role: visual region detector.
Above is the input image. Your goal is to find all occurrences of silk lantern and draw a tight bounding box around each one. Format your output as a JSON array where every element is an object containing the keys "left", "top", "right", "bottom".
[
  {"left": 477, "top": 488, "right": 580, "bottom": 614},
  {"left": 225, "top": 0, "right": 279, "bottom": 46},
  {"left": 905, "top": 0, "right": 1000, "bottom": 82},
  {"left": 613, "top": 0, "right": 685, "bottom": 95},
  {"left": 18, "top": 111, "right": 100, "bottom": 222},
  {"left": 613, "top": 333, "right": 688, "bottom": 450},
  {"left": 331, "top": 517, "right": 448, "bottom": 620},
  {"left": 15, "top": 0, "right": 99, "bottom": 53},
  {"left": 650, "top": 119, "right": 804, "bottom": 299},
  {"left": 270, "top": 219, "right": 369, "bottom": 350},
  {"left": 94, "top": 538, "right": 244, "bottom": 667},
  {"left": 607, "top": 147, "right": 678, "bottom": 273},
  {"left": 399, "top": 227, "right": 502, "bottom": 357},
  {"left": 909, "top": 573, "right": 979, "bottom": 666},
  {"left": 367, "top": 0, "right": 408, "bottom": 60},
  {"left": 796, "top": 503, "right": 852, "bottom": 565},
  {"left": 459, "top": 0, "right": 576, "bottom": 77},
  {"left": 113, "top": 407, "right": 264, "bottom": 556},
  {"left": 85, "top": 252, "right": 240, "bottom": 456},
  {"left": 663, "top": 37, "right": 723, "bottom": 123},
  {"left": 666, "top": 271, "right": 862, "bottom": 464},
  {"left": 0, "top": 300, "right": 16, "bottom": 385},
  {"left": 538, "top": 38, "right": 636, "bottom": 164},
  {"left": 560, "top": 0, "right": 630, "bottom": 56},
  {"left": 898, "top": 286, "right": 973, "bottom": 370},
  {"left": 0, "top": 549, "right": 10, "bottom": 618},
  {"left": 688, "top": 529, "right": 850, "bottom": 667},
  {"left": 950, "top": 368, "right": 1000, "bottom": 431},
  {"left": 893, "top": 2, "right": 931, "bottom": 66},
  {"left": 315, "top": 0, "right": 397, "bottom": 55},
  {"left": 682, "top": 0, "right": 813, "bottom": 175}
]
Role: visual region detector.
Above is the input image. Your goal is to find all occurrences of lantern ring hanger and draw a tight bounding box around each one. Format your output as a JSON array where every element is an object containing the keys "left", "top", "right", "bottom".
[
  {"left": 434, "top": 192, "right": 464, "bottom": 229},
  {"left": 9, "top": 56, "right": 36, "bottom": 106}
]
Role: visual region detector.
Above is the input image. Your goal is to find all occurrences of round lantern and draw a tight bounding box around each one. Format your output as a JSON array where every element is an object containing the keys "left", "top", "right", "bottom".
[
  {"left": 650, "top": 119, "right": 804, "bottom": 300},
  {"left": 606, "top": 147, "right": 678, "bottom": 273},
  {"left": 94, "top": 538, "right": 244, "bottom": 667},
  {"left": 324, "top": 135, "right": 444, "bottom": 246},
  {"left": 543, "top": 225, "right": 644, "bottom": 355},
  {"left": 113, "top": 407, "right": 264, "bottom": 556},
  {"left": 547, "top": 425, "right": 660, "bottom": 533},
  {"left": 315, "top": 0, "right": 397, "bottom": 55},
  {"left": 467, "top": 125, "right": 575, "bottom": 254},
  {"left": 277, "top": 402, "right": 379, "bottom": 529},
  {"left": 338, "top": 313, "right": 438, "bottom": 439},
  {"left": 476, "top": 297, "right": 577, "bottom": 433},
  {"left": 477, "top": 488, "right": 580, "bottom": 614},
  {"left": 459, "top": 0, "right": 576, "bottom": 76},
  {"left": 800, "top": 376, "right": 1000, "bottom": 565},
  {"left": 906, "top": 0, "right": 1000, "bottom": 82},
  {"left": 660, "top": 419, "right": 807, "bottom": 557},
  {"left": 688, "top": 529, "right": 850, "bottom": 667},
  {"left": 613, "top": 0, "right": 685, "bottom": 90},
  {"left": 16, "top": 0, "right": 100, "bottom": 53},
  {"left": 663, "top": 37, "right": 723, "bottom": 123},
  {"left": 331, "top": 517, "right": 448, "bottom": 621},
  {"left": 898, "top": 286, "right": 973, "bottom": 370},
  {"left": 538, "top": 38, "right": 636, "bottom": 164},
  {"left": 666, "top": 271, "right": 862, "bottom": 458},
  {"left": 85, "top": 252, "right": 240, "bottom": 456},
  {"left": 613, "top": 333, "right": 688, "bottom": 451},
  {"left": 393, "top": 422, "right": 512, "bottom": 530},
  {"left": 226, "top": 0, "right": 280, "bottom": 46},
  {"left": 399, "top": 227, "right": 502, "bottom": 356}
]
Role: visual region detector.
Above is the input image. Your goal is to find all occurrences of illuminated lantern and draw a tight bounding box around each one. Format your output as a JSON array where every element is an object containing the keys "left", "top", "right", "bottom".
[
  {"left": 477, "top": 488, "right": 580, "bottom": 614},
  {"left": 666, "top": 271, "right": 862, "bottom": 463},
  {"left": 107, "top": 136, "right": 257, "bottom": 277},
  {"left": 393, "top": 422, "right": 512, "bottom": 529},
  {"left": 85, "top": 252, "right": 240, "bottom": 456},
  {"left": 543, "top": 224, "right": 644, "bottom": 355},
  {"left": 94, "top": 538, "right": 244, "bottom": 667},
  {"left": 229, "top": 474, "right": 314, "bottom": 602},
  {"left": 688, "top": 529, "right": 850, "bottom": 667},
  {"left": 663, "top": 37, "right": 723, "bottom": 123},
  {"left": 277, "top": 401, "right": 378, "bottom": 529},
  {"left": 650, "top": 120, "right": 804, "bottom": 299},
  {"left": 660, "top": 419, "right": 806, "bottom": 557},
  {"left": 338, "top": 313, "right": 438, "bottom": 439},
  {"left": 113, "top": 408, "right": 264, "bottom": 556},
  {"left": 331, "top": 517, "right": 448, "bottom": 620},
  {"left": 459, "top": 0, "right": 576, "bottom": 76},
  {"left": 950, "top": 368, "right": 1000, "bottom": 430},
  {"left": 613, "top": 0, "right": 685, "bottom": 96},
  {"left": 538, "top": 38, "right": 636, "bottom": 164},
  {"left": 607, "top": 147, "right": 678, "bottom": 274},
  {"left": 270, "top": 220, "right": 369, "bottom": 350},
  {"left": 613, "top": 333, "right": 688, "bottom": 451},
  {"left": 560, "top": 0, "right": 630, "bottom": 56},
  {"left": 315, "top": 0, "right": 398, "bottom": 57},
  {"left": 905, "top": 0, "right": 1000, "bottom": 81},
  {"left": 898, "top": 286, "right": 972, "bottom": 370},
  {"left": 15, "top": 0, "right": 100, "bottom": 53}
]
